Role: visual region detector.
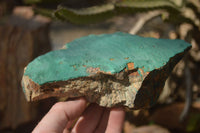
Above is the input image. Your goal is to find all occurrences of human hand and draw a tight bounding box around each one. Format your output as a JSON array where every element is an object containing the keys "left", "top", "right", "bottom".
[{"left": 32, "top": 98, "right": 125, "bottom": 133}]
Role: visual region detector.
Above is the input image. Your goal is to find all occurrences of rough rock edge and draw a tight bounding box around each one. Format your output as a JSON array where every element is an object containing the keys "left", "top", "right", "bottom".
[
  {"left": 21, "top": 47, "right": 191, "bottom": 109},
  {"left": 22, "top": 67, "right": 145, "bottom": 108}
]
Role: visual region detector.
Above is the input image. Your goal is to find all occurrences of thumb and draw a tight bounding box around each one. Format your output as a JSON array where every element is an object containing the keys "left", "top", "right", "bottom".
[{"left": 33, "top": 98, "right": 87, "bottom": 133}]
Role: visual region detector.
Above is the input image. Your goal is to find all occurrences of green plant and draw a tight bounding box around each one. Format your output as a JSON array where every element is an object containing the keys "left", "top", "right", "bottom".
[{"left": 23, "top": 0, "right": 199, "bottom": 27}]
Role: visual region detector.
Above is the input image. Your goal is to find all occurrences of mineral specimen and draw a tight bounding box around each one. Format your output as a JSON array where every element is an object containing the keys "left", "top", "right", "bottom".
[{"left": 21, "top": 32, "right": 191, "bottom": 109}]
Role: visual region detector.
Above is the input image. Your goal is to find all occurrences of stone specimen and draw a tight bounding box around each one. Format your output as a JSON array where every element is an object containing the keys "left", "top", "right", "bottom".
[{"left": 21, "top": 32, "right": 191, "bottom": 109}]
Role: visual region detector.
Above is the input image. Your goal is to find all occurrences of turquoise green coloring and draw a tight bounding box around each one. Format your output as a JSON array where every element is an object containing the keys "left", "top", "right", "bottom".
[{"left": 24, "top": 32, "right": 191, "bottom": 85}]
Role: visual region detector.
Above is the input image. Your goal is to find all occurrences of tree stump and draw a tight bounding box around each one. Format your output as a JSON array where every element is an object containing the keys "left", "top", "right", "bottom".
[{"left": 0, "top": 6, "right": 51, "bottom": 130}]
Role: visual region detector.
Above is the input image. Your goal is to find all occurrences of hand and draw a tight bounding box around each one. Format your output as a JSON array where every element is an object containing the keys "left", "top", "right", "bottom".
[{"left": 32, "top": 98, "right": 125, "bottom": 133}]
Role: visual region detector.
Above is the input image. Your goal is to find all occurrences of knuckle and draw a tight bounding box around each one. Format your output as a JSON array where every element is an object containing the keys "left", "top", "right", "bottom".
[{"left": 51, "top": 102, "right": 64, "bottom": 112}]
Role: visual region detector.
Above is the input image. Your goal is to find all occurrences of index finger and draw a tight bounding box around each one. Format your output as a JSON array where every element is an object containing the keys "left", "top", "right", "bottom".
[{"left": 105, "top": 108, "right": 125, "bottom": 133}]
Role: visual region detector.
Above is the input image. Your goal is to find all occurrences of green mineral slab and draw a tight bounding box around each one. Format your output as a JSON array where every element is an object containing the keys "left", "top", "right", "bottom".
[{"left": 21, "top": 32, "right": 191, "bottom": 109}]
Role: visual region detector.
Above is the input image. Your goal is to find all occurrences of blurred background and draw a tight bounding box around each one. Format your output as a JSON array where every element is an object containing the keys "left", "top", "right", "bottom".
[{"left": 0, "top": 0, "right": 200, "bottom": 133}]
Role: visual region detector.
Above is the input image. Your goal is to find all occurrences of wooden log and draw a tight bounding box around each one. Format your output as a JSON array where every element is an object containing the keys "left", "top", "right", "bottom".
[{"left": 0, "top": 6, "right": 51, "bottom": 129}]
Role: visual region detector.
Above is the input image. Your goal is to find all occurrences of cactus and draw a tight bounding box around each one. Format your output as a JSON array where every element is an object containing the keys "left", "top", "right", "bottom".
[
  {"left": 53, "top": 0, "right": 182, "bottom": 24},
  {"left": 54, "top": 4, "right": 115, "bottom": 24},
  {"left": 23, "top": 0, "right": 199, "bottom": 27}
]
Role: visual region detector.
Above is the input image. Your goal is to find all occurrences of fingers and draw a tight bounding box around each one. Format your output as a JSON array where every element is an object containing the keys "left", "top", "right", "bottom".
[
  {"left": 94, "top": 108, "right": 110, "bottom": 133},
  {"left": 105, "top": 108, "right": 125, "bottom": 133},
  {"left": 32, "top": 98, "right": 87, "bottom": 133},
  {"left": 32, "top": 97, "right": 125, "bottom": 133},
  {"left": 72, "top": 105, "right": 125, "bottom": 133},
  {"left": 72, "top": 103, "right": 104, "bottom": 133},
  {"left": 63, "top": 119, "right": 76, "bottom": 133}
]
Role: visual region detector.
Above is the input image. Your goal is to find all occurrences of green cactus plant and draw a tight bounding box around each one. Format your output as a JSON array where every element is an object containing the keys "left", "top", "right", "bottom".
[
  {"left": 23, "top": 0, "right": 182, "bottom": 24},
  {"left": 23, "top": 0, "right": 199, "bottom": 28}
]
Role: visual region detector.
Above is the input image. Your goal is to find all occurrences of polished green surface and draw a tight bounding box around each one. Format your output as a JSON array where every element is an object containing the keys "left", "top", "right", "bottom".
[{"left": 24, "top": 32, "right": 191, "bottom": 85}]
